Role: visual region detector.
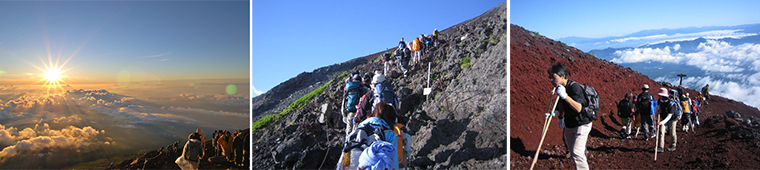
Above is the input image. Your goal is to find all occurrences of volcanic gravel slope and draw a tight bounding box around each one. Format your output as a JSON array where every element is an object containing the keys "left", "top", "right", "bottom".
[
  {"left": 251, "top": 2, "right": 507, "bottom": 169},
  {"left": 511, "top": 24, "right": 760, "bottom": 169}
]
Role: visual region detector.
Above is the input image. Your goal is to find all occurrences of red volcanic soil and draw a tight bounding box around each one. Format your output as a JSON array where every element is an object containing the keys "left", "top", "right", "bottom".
[{"left": 510, "top": 24, "right": 760, "bottom": 169}]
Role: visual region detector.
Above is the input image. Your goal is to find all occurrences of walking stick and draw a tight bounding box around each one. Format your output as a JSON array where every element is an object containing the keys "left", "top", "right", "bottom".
[
  {"left": 530, "top": 88, "right": 560, "bottom": 170},
  {"left": 654, "top": 114, "right": 660, "bottom": 161}
]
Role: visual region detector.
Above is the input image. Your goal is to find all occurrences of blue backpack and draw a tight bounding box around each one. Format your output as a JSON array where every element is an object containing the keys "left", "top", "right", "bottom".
[
  {"left": 345, "top": 81, "right": 363, "bottom": 112},
  {"left": 375, "top": 81, "right": 396, "bottom": 107}
]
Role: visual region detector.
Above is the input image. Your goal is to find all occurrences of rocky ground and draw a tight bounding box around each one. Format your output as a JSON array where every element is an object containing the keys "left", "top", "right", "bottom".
[
  {"left": 510, "top": 24, "right": 760, "bottom": 169},
  {"left": 251, "top": 2, "right": 507, "bottom": 169}
]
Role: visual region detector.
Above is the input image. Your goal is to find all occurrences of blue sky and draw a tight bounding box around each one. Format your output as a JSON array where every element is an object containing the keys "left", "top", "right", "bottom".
[
  {"left": 0, "top": 1, "right": 249, "bottom": 84},
  {"left": 252, "top": 0, "right": 505, "bottom": 96},
  {"left": 511, "top": 0, "right": 760, "bottom": 40}
]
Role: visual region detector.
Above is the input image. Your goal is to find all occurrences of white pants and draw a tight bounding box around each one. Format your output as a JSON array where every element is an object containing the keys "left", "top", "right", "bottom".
[{"left": 564, "top": 122, "right": 592, "bottom": 170}]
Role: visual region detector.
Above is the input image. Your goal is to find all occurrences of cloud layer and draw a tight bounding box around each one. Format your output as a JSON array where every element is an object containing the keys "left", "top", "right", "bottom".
[
  {"left": 613, "top": 40, "right": 760, "bottom": 108},
  {"left": 0, "top": 123, "right": 103, "bottom": 161}
]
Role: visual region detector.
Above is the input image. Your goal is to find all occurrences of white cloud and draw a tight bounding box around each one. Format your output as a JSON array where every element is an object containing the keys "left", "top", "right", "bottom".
[
  {"left": 252, "top": 85, "right": 264, "bottom": 96},
  {"left": 608, "top": 29, "right": 758, "bottom": 45},
  {"left": 0, "top": 124, "right": 102, "bottom": 161},
  {"left": 613, "top": 40, "right": 760, "bottom": 73},
  {"left": 158, "top": 58, "right": 170, "bottom": 62},
  {"left": 162, "top": 106, "right": 248, "bottom": 118},
  {"left": 673, "top": 44, "right": 681, "bottom": 51},
  {"left": 177, "top": 93, "right": 249, "bottom": 106},
  {"left": 610, "top": 34, "right": 668, "bottom": 43},
  {"left": 141, "top": 51, "right": 173, "bottom": 58},
  {"left": 611, "top": 46, "right": 679, "bottom": 63}
]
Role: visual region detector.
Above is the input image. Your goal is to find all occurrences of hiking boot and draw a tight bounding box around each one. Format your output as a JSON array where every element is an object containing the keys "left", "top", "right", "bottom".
[
  {"left": 667, "top": 145, "right": 677, "bottom": 151},
  {"left": 625, "top": 136, "right": 631, "bottom": 139}
]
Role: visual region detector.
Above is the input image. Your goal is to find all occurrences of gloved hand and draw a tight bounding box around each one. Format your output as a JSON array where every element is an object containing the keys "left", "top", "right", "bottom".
[
  {"left": 558, "top": 118, "right": 565, "bottom": 129},
  {"left": 556, "top": 85, "right": 568, "bottom": 100}
]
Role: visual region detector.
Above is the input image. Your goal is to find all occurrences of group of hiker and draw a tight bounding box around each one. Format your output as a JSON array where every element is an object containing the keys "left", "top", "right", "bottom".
[
  {"left": 541, "top": 63, "right": 711, "bottom": 170},
  {"left": 175, "top": 128, "right": 249, "bottom": 170},
  {"left": 338, "top": 69, "right": 413, "bottom": 170},
  {"left": 384, "top": 29, "right": 440, "bottom": 76}
]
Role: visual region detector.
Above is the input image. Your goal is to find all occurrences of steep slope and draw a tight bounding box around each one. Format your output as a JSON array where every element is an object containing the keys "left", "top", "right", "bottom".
[
  {"left": 251, "top": 2, "right": 506, "bottom": 169},
  {"left": 511, "top": 24, "right": 760, "bottom": 169}
]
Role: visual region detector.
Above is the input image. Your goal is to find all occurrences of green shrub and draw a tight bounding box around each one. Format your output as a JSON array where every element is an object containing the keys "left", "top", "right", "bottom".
[
  {"left": 458, "top": 41, "right": 466, "bottom": 47},
  {"left": 338, "top": 71, "right": 348, "bottom": 79},
  {"left": 252, "top": 79, "right": 333, "bottom": 132},
  {"left": 460, "top": 56, "right": 472, "bottom": 69},
  {"left": 489, "top": 38, "right": 499, "bottom": 45}
]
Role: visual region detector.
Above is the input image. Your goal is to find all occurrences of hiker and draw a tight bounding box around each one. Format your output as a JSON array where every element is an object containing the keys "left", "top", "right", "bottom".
[
  {"left": 681, "top": 93, "right": 694, "bottom": 132},
  {"left": 702, "top": 84, "right": 710, "bottom": 103},
  {"left": 339, "top": 103, "right": 402, "bottom": 170},
  {"left": 354, "top": 86, "right": 375, "bottom": 128},
  {"left": 547, "top": 63, "right": 592, "bottom": 170},
  {"left": 636, "top": 84, "right": 656, "bottom": 140},
  {"left": 176, "top": 132, "right": 205, "bottom": 170},
  {"left": 398, "top": 38, "right": 406, "bottom": 51},
  {"left": 656, "top": 88, "right": 679, "bottom": 152},
  {"left": 345, "top": 73, "right": 365, "bottom": 135},
  {"left": 694, "top": 96, "right": 702, "bottom": 127},
  {"left": 412, "top": 37, "right": 422, "bottom": 66},
  {"left": 371, "top": 73, "right": 397, "bottom": 111},
  {"left": 421, "top": 34, "right": 432, "bottom": 52},
  {"left": 220, "top": 131, "right": 234, "bottom": 161},
  {"left": 392, "top": 49, "right": 409, "bottom": 76},
  {"left": 617, "top": 93, "right": 635, "bottom": 139},
  {"left": 432, "top": 28, "right": 439, "bottom": 47}
]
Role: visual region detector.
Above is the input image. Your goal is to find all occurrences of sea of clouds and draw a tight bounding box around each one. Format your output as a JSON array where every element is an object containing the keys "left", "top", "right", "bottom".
[
  {"left": 610, "top": 40, "right": 760, "bottom": 108},
  {"left": 0, "top": 87, "right": 249, "bottom": 161}
]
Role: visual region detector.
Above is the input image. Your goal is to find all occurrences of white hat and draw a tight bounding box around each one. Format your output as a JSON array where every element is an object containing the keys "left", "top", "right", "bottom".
[
  {"left": 372, "top": 74, "right": 385, "bottom": 84},
  {"left": 642, "top": 84, "right": 650, "bottom": 90}
]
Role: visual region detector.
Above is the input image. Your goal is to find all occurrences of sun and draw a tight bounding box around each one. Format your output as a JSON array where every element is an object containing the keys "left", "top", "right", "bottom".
[
  {"left": 26, "top": 55, "right": 73, "bottom": 93},
  {"left": 44, "top": 68, "right": 64, "bottom": 84}
]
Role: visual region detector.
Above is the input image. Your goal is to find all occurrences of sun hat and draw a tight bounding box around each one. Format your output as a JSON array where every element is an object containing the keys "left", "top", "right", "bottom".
[
  {"left": 372, "top": 74, "right": 385, "bottom": 84},
  {"left": 657, "top": 87, "right": 669, "bottom": 97}
]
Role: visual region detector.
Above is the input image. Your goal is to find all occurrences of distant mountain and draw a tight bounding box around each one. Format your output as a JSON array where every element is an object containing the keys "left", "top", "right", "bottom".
[{"left": 559, "top": 23, "right": 760, "bottom": 52}]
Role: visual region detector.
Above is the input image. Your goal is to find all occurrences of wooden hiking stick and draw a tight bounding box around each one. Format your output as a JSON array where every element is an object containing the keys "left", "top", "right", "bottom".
[
  {"left": 530, "top": 89, "right": 560, "bottom": 170},
  {"left": 654, "top": 114, "right": 660, "bottom": 161}
]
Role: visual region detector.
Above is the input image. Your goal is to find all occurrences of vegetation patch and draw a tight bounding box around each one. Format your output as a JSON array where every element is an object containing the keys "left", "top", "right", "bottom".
[
  {"left": 460, "top": 56, "right": 472, "bottom": 69},
  {"left": 338, "top": 71, "right": 349, "bottom": 79},
  {"left": 489, "top": 38, "right": 500, "bottom": 45},
  {"left": 458, "top": 41, "right": 466, "bottom": 47},
  {"left": 252, "top": 79, "right": 333, "bottom": 132}
]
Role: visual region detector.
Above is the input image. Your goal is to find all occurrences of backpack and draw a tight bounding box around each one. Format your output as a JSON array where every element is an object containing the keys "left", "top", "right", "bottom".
[
  {"left": 183, "top": 139, "right": 203, "bottom": 162},
  {"left": 570, "top": 81, "right": 600, "bottom": 121},
  {"left": 354, "top": 91, "right": 374, "bottom": 124},
  {"left": 375, "top": 81, "right": 396, "bottom": 107},
  {"left": 669, "top": 99, "right": 683, "bottom": 120},
  {"left": 617, "top": 100, "right": 634, "bottom": 118},
  {"left": 345, "top": 81, "right": 363, "bottom": 112},
  {"left": 342, "top": 117, "right": 401, "bottom": 169},
  {"left": 637, "top": 92, "right": 655, "bottom": 115}
]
